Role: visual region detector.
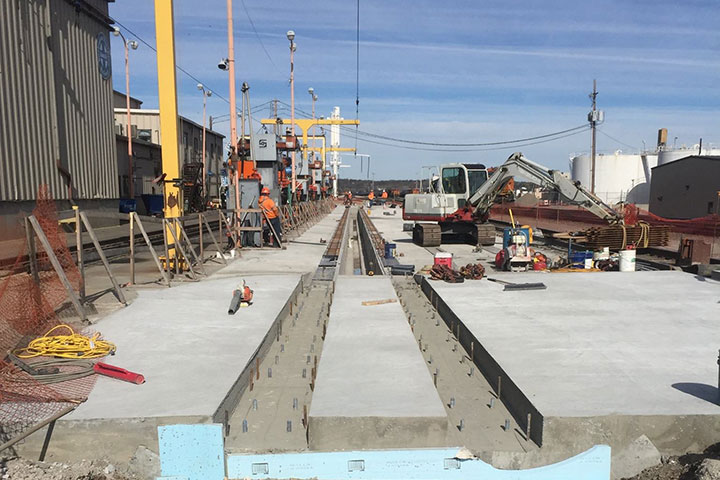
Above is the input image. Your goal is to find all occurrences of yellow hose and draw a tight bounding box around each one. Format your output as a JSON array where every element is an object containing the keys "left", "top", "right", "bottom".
[{"left": 14, "top": 324, "right": 116, "bottom": 359}]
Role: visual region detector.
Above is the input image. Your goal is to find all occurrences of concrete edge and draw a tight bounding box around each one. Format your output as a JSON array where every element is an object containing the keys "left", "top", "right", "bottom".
[
  {"left": 211, "top": 273, "right": 309, "bottom": 430},
  {"left": 307, "top": 415, "right": 449, "bottom": 451},
  {"left": 415, "top": 274, "right": 545, "bottom": 446},
  {"left": 16, "top": 415, "right": 211, "bottom": 463}
]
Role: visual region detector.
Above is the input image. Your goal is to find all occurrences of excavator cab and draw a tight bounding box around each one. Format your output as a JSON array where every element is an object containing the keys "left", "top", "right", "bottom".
[{"left": 404, "top": 163, "right": 488, "bottom": 219}]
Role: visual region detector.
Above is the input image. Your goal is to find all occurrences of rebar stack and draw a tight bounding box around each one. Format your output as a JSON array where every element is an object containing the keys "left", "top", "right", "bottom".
[{"left": 584, "top": 224, "right": 670, "bottom": 250}]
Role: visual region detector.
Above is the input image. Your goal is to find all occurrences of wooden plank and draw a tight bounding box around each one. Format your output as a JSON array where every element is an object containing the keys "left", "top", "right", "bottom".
[
  {"left": 27, "top": 215, "right": 86, "bottom": 321},
  {"left": 177, "top": 218, "right": 205, "bottom": 275},
  {"left": 202, "top": 214, "right": 227, "bottom": 265},
  {"left": 129, "top": 211, "right": 135, "bottom": 285},
  {"left": 134, "top": 214, "right": 171, "bottom": 286},
  {"left": 79, "top": 212, "right": 127, "bottom": 305},
  {"left": 74, "top": 208, "right": 85, "bottom": 300},
  {"left": 165, "top": 219, "right": 196, "bottom": 280},
  {"left": 361, "top": 298, "right": 398, "bottom": 306}
]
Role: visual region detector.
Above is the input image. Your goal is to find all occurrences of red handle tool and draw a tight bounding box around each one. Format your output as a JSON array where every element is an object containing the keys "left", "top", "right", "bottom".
[{"left": 94, "top": 362, "right": 145, "bottom": 384}]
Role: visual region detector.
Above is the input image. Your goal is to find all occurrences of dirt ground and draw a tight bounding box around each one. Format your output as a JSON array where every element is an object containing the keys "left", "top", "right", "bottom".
[{"left": 627, "top": 443, "right": 720, "bottom": 480}]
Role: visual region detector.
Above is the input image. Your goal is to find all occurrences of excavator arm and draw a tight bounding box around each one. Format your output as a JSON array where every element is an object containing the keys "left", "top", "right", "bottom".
[{"left": 468, "top": 152, "right": 623, "bottom": 224}]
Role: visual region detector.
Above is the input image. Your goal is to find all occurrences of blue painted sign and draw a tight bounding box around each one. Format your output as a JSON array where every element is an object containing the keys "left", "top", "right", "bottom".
[{"left": 96, "top": 32, "right": 111, "bottom": 80}]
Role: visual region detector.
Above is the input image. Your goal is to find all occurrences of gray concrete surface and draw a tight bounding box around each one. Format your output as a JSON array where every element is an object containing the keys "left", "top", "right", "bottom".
[
  {"left": 309, "top": 276, "right": 447, "bottom": 449},
  {"left": 69, "top": 274, "right": 301, "bottom": 420},
  {"left": 429, "top": 270, "right": 720, "bottom": 417},
  {"left": 216, "top": 206, "right": 345, "bottom": 276}
]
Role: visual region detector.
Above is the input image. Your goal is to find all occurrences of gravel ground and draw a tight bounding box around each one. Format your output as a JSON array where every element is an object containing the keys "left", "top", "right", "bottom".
[
  {"left": 627, "top": 443, "right": 720, "bottom": 480},
  {"left": 0, "top": 458, "right": 127, "bottom": 480}
]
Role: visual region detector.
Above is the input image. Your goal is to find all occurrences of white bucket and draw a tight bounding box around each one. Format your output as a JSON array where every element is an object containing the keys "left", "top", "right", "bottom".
[{"left": 619, "top": 249, "right": 636, "bottom": 272}]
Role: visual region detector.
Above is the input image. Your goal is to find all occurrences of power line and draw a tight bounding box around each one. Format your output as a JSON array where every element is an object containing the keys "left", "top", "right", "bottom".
[
  {"left": 112, "top": 19, "right": 235, "bottom": 107},
  {"left": 354, "top": 0, "right": 360, "bottom": 157},
  {"left": 239, "top": 0, "right": 282, "bottom": 77},
  {"left": 597, "top": 128, "right": 640, "bottom": 151},
  {"left": 351, "top": 126, "right": 591, "bottom": 152},
  {"left": 272, "top": 100, "right": 589, "bottom": 151}
]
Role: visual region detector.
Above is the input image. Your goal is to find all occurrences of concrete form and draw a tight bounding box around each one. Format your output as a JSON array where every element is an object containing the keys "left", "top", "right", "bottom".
[
  {"left": 424, "top": 270, "right": 720, "bottom": 456},
  {"left": 309, "top": 276, "right": 448, "bottom": 450}
]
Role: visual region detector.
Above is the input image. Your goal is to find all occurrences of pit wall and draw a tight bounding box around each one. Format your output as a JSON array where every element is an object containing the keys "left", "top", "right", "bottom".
[
  {"left": 213, "top": 273, "right": 309, "bottom": 430},
  {"left": 416, "top": 275, "right": 544, "bottom": 446}
]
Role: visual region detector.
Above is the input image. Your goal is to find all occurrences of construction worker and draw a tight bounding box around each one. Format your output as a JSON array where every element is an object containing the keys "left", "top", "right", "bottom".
[
  {"left": 381, "top": 189, "right": 388, "bottom": 206},
  {"left": 368, "top": 190, "right": 375, "bottom": 206},
  {"left": 259, "top": 186, "right": 283, "bottom": 247}
]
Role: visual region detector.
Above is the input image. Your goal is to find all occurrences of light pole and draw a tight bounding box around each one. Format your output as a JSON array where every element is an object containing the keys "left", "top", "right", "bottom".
[
  {"left": 224, "top": 0, "right": 240, "bottom": 217},
  {"left": 287, "top": 30, "right": 296, "bottom": 199},
  {"left": 197, "top": 83, "right": 212, "bottom": 202},
  {"left": 112, "top": 27, "right": 138, "bottom": 199},
  {"left": 308, "top": 87, "right": 318, "bottom": 186}
]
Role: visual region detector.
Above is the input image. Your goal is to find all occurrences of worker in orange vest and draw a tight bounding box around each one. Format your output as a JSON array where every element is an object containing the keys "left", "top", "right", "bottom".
[
  {"left": 259, "top": 186, "right": 283, "bottom": 246},
  {"left": 368, "top": 190, "right": 375, "bottom": 205},
  {"left": 380, "top": 189, "right": 388, "bottom": 206}
]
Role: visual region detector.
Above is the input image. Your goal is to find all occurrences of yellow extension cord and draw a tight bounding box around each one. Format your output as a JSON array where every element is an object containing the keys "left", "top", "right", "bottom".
[{"left": 14, "top": 324, "right": 116, "bottom": 359}]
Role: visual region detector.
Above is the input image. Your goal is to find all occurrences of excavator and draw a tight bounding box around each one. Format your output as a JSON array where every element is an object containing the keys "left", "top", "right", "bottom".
[{"left": 403, "top": 152, "right": 622, "bottom": 247}]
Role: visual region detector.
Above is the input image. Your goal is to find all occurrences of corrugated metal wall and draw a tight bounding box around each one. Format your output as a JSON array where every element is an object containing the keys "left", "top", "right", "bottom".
[
  {"left": 0, "top": 0, "right": 64, "bottom": 201},
  {"left": 0, "top": 0, "right": 118, "bottom": 202}
]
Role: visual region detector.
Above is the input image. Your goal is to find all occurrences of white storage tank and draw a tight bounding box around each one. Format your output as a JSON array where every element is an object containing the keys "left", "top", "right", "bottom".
[
  {"left": 658, "top": 146, "right": 720, "bottom": 165},
  {"left": 570, "top": 151, "right": 658, "bottom": 205}
]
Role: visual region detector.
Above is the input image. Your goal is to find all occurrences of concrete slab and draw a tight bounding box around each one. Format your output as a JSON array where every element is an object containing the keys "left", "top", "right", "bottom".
[
  {"left": 216, "top": 206, "right": 345, "bottom": 276},
  {"left": 69, "top": 274, "right": 301, "bottom": 420},
  {"left": 428, "top": 270, "right": 720, "bottom": 417},
  {"left": 309, "top": 276, "right": 447, "bottom": 449}
]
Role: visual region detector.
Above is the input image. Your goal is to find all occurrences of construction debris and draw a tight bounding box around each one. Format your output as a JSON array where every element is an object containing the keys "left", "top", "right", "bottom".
[
  {"left": 430, "top": 263, "right": 486, "bottom": 283},
  {"left": 486, "top": 277, "right": 547, "bottom": 291},
  {"left": 361, "top": 298, "right": 398, "bottom": 306}
]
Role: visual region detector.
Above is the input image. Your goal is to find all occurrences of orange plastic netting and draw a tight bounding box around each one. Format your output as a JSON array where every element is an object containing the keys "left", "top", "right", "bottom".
[{"left": 0, "top": 186, "right": 97, "bottom": 445}]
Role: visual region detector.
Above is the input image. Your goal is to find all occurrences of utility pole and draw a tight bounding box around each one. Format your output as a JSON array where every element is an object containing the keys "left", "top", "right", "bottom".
[
  {"left": 226, "top": 0, "right": 240, "bottom": 216},
  {"left": 589, "top": 79, "right": 599, "bottom": 194}
]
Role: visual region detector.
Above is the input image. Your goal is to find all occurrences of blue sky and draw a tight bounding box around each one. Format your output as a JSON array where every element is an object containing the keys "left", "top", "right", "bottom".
[{"left": 109, "top": 0, "right": 720, "bottom": 180}]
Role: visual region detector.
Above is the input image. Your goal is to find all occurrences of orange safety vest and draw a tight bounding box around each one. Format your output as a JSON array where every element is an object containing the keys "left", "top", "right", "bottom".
[
  {"left": 381, "top": 191, "right": 388, "bottom": 199},
  {"left": 259, "top": 195, "right": 278, "bottom": 219},
  {"left": 368, "top": 192, "right": 375, "bottom": 200}
]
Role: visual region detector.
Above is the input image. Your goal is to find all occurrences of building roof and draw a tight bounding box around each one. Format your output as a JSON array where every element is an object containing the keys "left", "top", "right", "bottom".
[
  {"left": 113, "top": 90, "right": 143, "bottom": 107},
  {"left": 651, "top": 155, "right": 720, "bottom": 170}
]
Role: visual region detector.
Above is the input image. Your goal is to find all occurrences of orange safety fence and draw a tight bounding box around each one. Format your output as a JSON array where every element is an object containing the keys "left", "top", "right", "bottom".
[{"left": 0, "top": 186, "right": 98, "bottom": 445}]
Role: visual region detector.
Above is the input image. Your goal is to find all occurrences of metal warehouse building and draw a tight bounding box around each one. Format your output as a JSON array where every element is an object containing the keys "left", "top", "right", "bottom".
[
  {"left": 649, "top": 156, "right": 720, "bottom": 219},
  {"left": 0, "top": 0, "right": 117, "bottom": 238}
]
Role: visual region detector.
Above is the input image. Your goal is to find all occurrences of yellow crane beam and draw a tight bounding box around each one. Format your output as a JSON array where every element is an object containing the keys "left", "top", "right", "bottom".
[{"left": 154, "top": 0, "right": 181, "bottom": 262}]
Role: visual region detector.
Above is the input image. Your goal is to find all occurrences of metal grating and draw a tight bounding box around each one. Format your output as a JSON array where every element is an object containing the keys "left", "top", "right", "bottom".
[
  {"left": 347, "top": 459, "right": 365, "bottom": 472},
  {"left": 251, "top": 463, "right": 269, "bottom": 475}
]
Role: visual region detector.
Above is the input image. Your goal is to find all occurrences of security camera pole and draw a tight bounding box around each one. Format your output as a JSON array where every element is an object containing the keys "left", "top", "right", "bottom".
[
  {"left": 113, "top": 28, "right": 138, "bottom": 199},
  {"left": 226, "top": 0, "right": 240, "bottom": 220},
  {"left": 287, "top": 30, "right": 296, "bottom": 200}
]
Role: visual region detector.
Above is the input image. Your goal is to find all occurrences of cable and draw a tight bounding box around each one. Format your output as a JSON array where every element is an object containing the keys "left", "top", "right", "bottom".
[
  {"left": 239, "top": 0, "right": 283, "bottom": 77},
  {"left": 350, "top": 126, "right": 590, "bottom": 152},
  {"left": 14, "top": 324, "right": 117, "bottom": 359},
  {"left": 354, "top": 0, "right": 360, "bottom": 157},
  {"left": 597, "top": 129, "right": 640, "bottom": 151},
  {"left": 273, "top": 100, "right": 590, "bottom": 149},
  {"left": 2, "top": 359, "right": 95, "bottom": 385}
]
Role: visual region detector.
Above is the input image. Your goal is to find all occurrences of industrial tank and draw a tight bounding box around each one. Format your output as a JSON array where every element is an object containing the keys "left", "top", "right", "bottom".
[
  {"left": 570, "top": 151, "right": 658, "bottom": 205},
  {"left": 658, "top": 146, "right": 720, "bottom": 165}
]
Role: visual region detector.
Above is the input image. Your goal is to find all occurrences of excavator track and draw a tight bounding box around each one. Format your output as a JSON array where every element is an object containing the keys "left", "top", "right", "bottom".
[
  {"left": 474, "top": 223, "right": 496, "bottom": 246},
  {"left": 412, "top": 223, "right": 442, "bottom": 247}
]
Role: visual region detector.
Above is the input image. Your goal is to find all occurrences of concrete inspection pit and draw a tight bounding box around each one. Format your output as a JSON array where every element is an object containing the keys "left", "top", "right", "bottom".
[
  {"left": 19, "top": 274, "right": 303, "bottom": 462},
  {"left": 309, "top": 276, "right": 447, "bottom": 450},
  {"left": 423, "top": 270, "right": 720, "bottom": 455}
]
